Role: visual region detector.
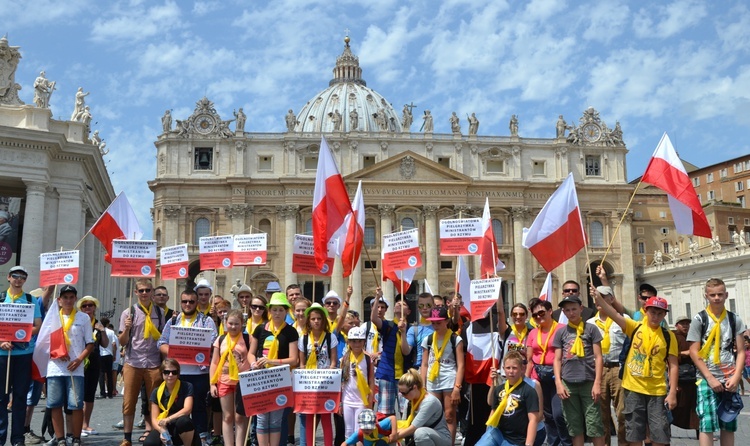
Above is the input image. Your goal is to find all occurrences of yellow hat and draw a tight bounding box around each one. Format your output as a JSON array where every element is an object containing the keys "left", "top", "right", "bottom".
[{"left": 76, "top": 295, "right": 100, "bottom": 310}]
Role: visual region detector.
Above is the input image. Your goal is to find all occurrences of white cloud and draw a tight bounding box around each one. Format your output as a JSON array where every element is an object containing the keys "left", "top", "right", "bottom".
[
  {"left": 90, "top": 1, "right": 183, "bottom": 43},
  {"left": 633, "top": 0, "right": 707, "bottom": 39}
]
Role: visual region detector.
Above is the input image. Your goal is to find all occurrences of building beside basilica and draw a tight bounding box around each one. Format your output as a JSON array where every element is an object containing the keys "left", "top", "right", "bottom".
[{"left": 150, "top": 37, "right": 637, "bottom": 314}]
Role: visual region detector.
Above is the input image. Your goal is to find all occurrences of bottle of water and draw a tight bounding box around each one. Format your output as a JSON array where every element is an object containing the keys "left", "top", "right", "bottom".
[{"left": 161, "top": 431, "right": 173, "bottom": 446}]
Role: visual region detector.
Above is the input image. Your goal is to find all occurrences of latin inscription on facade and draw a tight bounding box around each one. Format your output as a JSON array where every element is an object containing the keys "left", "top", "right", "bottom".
[{"left": 233, "top": 187, "right": 550, "bottom": 200}]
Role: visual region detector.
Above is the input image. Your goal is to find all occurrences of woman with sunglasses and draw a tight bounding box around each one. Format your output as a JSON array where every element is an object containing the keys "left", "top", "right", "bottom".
[
  {"left": 144, "top": 359, "right": 196, "bottom": 446},
  {"left": 246, "top": 294, "right": 268, "bottom": 336},
  {"left": 76, "top": 296, "right": 109, "bottom": 437},
  {"left": 499, "top": 303, "right": 530, "bottom": 376},
  {"left": 391, "top": 369, "right": 451, "bottom": 446},
  {"left": 526, "top": 298, "right": 570, "bottom": 446}
]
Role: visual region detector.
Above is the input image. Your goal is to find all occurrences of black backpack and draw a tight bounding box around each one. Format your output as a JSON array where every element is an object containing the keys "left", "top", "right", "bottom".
[
  {"left": 618, "top": 323, "right": 672, "bottom": 379},
  {"left": 303, "top": 332, "right": 332, "bottom": 361},
  {"left": 425, "top": 332, "right": 458, "bottom": 362}
]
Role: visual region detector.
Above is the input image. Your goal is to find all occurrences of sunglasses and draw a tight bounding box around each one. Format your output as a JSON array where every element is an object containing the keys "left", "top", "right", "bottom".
[
  {"left": 532, "top": 310, "right": 546, "bottom": 318},
  {"left": 250, "top": 305, "right": 265, "bottom": 311},
  {"left": 181, "top": 300, "right": 196, "bottom": 304},
  {"left": 399, "top": 386, "right": 414, "bottom": 396},
  {"left": 10, "top": 274, "right": 26, "bottom": 280},
  {"left": 639, "top": 295, "right": 650, "bottom": 300},
  {"left": 511, "top": 312, "right": 527, "bottom": 318},
  {"left": 136, "top": 288, "right": 152, "bottom": 294},
  {"left": 80, "top": 303, "right": 96, "bottom": 309},
  {"left": 324, "top": 301, "right": 339, "bottom": 306},
  {"left": 417, "top": 303, "right": 432, "bottom": 309},
  {"left": 563, "top": 289, "right": 578, "bottom": 294},
  {"left": 162, "top": 370, "right": 179, "bottom": 376}
]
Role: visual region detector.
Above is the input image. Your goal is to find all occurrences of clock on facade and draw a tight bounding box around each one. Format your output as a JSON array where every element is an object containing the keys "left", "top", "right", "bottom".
[
  {"left": 194, "top": 114, "right": 216, "bottom": 134},
  {"left": 582, "top": 123, "right": 601, "bottom": 142}
]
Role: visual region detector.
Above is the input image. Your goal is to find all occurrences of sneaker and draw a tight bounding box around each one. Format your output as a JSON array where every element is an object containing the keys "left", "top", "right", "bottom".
[
  {"left": 71, "top": 440, "right": 81, "bottom": 446},
  {"left": 26, "top": 430, "right": 44, "bottom": 444},
  {"left": 113, "top": 420, "right": 124, "bottom": 429},
  {"left": 210, "top": 436, "right": 223, "bottom": 445},
  {"left": 56, "top": 441, "right": 66, "bottom": 446},
  {"left": 80, "top": 431, "right": 88, "bottom": 437},
  {"left": 136, "top": 417, "right": 146, "bottom": 429},
  {"left": 82, "top": 428, "right": 98, "bottom": 436},
  {"left": 45, "top": 438, "right": 57, "bottom": 446}
]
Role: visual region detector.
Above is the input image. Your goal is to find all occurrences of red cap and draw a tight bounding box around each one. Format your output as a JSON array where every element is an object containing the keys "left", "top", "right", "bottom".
[{"left": 644, "top": 296, "right": 669, "bottom": 312}]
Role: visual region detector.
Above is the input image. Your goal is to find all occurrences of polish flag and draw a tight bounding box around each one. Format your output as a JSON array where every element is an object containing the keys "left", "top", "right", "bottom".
[
  {"left": 32, "top": 298, "right": 66, "bottom": 378},
  {"left": 312, "top": 137, "right": 353, "bottom": 270},
  {"left": 383, "top": 268, "right": 416, "bottom": 295},
  {"left": 538, "top": 272, "right": 553, "bottom": 301},
  {"left": 455, "top": 256, "right": 472, "bottom": 315},
  {"left": 90, "top": 192, "right": 143, "bottom": 263},
  {"left": 642, "top": 133, "right": 711, "bottom": 238},
  {"left": 464, "top": 317, "right": 501, "bottom": 386},
  {"left": 480, "top": 198, "right": 500, "bottom": 278},
  {"left": 522, "top": 173, "right": 585, "bottom": 272},
  {"left": 340, "top": 181, "right": 364, "bottom": 277}
]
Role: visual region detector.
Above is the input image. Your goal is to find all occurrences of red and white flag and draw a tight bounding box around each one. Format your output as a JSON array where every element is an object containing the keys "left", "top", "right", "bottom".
[
  {"left": 642, "top": 133, "right": 711, "bottom": 238},
  {"left": 90, "top": 192, "right": 143, "bottom": 263},
  {"left": 464, "top": 317, "right": 501, "bottom": 386},
  {"left": 312, "top": 137, "right": 353, "bottom": 270},
  {"left": 340, "top": 181, "right": 364, "bottom": 277},
  {"left": 32, "top": 298, "right": 65, "bottom": 377},
  {"left": 538, "top": 272, "right": 553, "bottom": 301},
  {"left": 456, "top": 256, "right": 472, "bottom": 314},
  {"left": 383, "top": 268, "right": 416, "bottom": 295},
  {"left": 480, "top": 198, "right": 501, "bottom": 278},
  {"left": 522, "top": 173, "right": 586, "bottom": 272}
]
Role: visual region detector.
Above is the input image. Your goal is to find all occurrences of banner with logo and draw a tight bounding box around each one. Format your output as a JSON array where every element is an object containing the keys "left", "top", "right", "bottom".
[
  {"left": 382, "top": 228, "right": 422, "bottom": 272},
  {"left": 291, "top": 234, "right": 334, "bottom": 276},
  {"left": 199, "top": 235, "right": 234, "bottom": 270},
  {"left": 111, "top": 240, "right": 157, "bottom": 277},
  {"left": 239, "top": 365, "right": 293, "bottom": 417},
  {"left": 160, "top": 244, "right": 189, "bottom": 280},
  {"left": 470, "top": 277, "right": 503, "bottom": 320},
  {"left": 292, "top": 369, "right": 342, "bottom": 414},
  {"left": 167, "top": 326, "right": 213, "bottom": 366},
  {"left": 39, "top": 250, "right": 79, "bottom": 286},
  {"left": 233, "top": 233, "right": 268, "bottom": 266},
  {"left": 0, "top": 304, "right": 35, "bottom": 342},
  {"left": 439, "top": 218, "right": 483, "bottom": 255}
]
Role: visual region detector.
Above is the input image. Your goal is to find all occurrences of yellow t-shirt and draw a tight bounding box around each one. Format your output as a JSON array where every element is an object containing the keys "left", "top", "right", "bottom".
[{"left": 622, "top": 318, "right": 678, "bottom": 396}]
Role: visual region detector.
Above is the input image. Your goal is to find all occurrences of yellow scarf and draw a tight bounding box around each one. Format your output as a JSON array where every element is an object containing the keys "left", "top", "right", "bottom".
[
  {"left": 6, "top": 289, "right": 24, "bottom": 302},
  {"left": 211, "top": 333, "right": 240, "bottom": 384},
  {"left": 266, "top": 321, "right": 286, "bottom": 366},
  {"left": 329, "top": 319, "right": 338, "bottom": 333},
  {"left": 536, "top": 321, "right": 557, "bottom": 365},
  {"left": 218, "top": 324, "right": 225, "bottom": 336},
  {"left": 156, "top": 380, "right": 181, "bottom": 420},
  {"left": 350, "top": 351, "right": 371, "bottom": 405},
  {"left": 60, "top": 309, "right": 77, "bottom": 347},
  {"left": 428, "top": 330, "right": 453, "bottom": 382},
  {"left": 511, "top": 325, "right": 528, "bottom": 344},
  {"left": 181, "top": 312, "right": 197, "bottom": 327},
  {"left": 139, "top": 303, "right": 161, "bottom": 340},
  {"left": 567, "top": 321, "right": 585, "bottom": 357},
  {"left": 639, "top": 324, "right": 663, "bottom": 377},
  {"left": 199, "top": 306, "right": 210, "bottom": 316},
  {"left": 90, "top": 318, "right": 98, "bottom": 341},
  {"left": 699, "top": 308, "right": 726, "bottom": 364},
  {"left": 397, "top": 388, "right": 427, "bottom": 430},
  {"left": 306, "top": 331, "right": 326, "bottom": 369},
  {"left": 594, "top": 314, "right": 613, "bottom": 354},
  {"left": 247, "top": 318, "right": 262, "bottom": 336},
  {"left": 486, "top": 378, "right": 523, "bottom": 427}
]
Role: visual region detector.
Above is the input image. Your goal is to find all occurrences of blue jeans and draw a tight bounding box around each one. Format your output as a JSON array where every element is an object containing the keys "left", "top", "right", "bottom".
[
  {"left": 0, "top": 354, "right": 33, "bottom": 445},
  {"left": 476, "top": 425, "right": 547, "bottom": 446}
]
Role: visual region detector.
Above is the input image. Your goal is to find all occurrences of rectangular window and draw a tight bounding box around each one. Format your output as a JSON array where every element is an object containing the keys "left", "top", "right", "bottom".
[
  {"left": 739, "top": 196, "right": 746, "bottom": 207},
  {"left": 667, "top": 306, "right": 673, "bottom": 325},
  {"left": 663, "top": 242, "right": 670, "bottom": 253},
  {"left": 728, "top": 217, "right": 735, "bottom": 225},
  {"left": 258, "top": 155, "right": 272, "bottom": 171},
  {"left": 440, "top": 260, "right": 453, "bottom": 269},
  {"left": 304, "top": 155, "right": 318, "bottom": 171},
  {"left": 729, "top": 298, "right": 736, "bottom": 314},
  {"left": 692, "top": 177, "right": 700, "bottom": 187},
  {"left": 585, "top": 155, "right": 600, "bottom": 176},
  {"left": 737, "top": 181, "right": 744, "bottom": 192},
  {"left": 660, "top": 227, "right": 669, "bottom": 235},
  {"left": 720, "top": 168, "right": 728, "bottom": 178},
  {"left": 486, "top": 160, "right": 505, "bottom": 173},
  {"left": 362, "top": 155, "right": 376, "bottom": 169},
  {"left": 659, "top": 211, "right": 667, "bottom": 219},
  {"left": 637, "top": 241, "right": 645, "bottom": 254},
  {"left": 745, "top": 218, "right": 749, "bottom": 226},
  {"left": 194, "top": 147, "right": 213, "bottom": 170},
  {"left": 364, "top": 260, "right": 377, "bottom": 269},
  {"left": 735, "top": 163, "right": 743, "bottom": 173},
  {"left": 686, "top": 302, "right": 692, "bottom": 319},
  {"left": 532, "top": 160, "right": 546, "bottom": 176},
  {"left": 364, "top": 225, "right": 376, "bottom": 246},
  {"left": 437, "top": 157, "right": 451, "bottom": 168},
  {"left": 707, "top": 173, "right": 714, "bottom": 183},
  {"left": 634, "top": 211, "right": 643, "bottom": 219},
  {"left": 708, "top": 190, "right": 715, "bottom": 200}
]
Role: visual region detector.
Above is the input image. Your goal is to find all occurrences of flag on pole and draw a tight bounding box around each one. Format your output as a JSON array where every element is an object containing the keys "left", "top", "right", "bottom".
[
  {"left": 340, "top": 181, "right": 364, "bottom": 277},
  {"left": 90, "top": 192, "right": 143, "bottom": 263},
  {"left": 424, "top": 279, "right": 434, "bottom": 296},
  {"left": 32, "top": 298, "right": 64, "bottom": 378},
  {"left": 464, "top": 318, "right": 501, "bottom": 386},
  {"left": 383, "top": 268, "right": 416, "bottom": 295},
  {"left": 456, "top": 256, "right": 471, "bottom": 314},
  {"left": 480, "top": 198, "right": 500, "bottom": 278},
  {"left": 538, "top": 272, "right": 553, "bottom": 301},
  {"left": 641, "top": 133, "right": 711, "bottom": 238},
  {"left": 312, "top": 137, "right": 353, "bottom": 270},
  {"left": 522, "top": 173, "right": 586, "bottom": 272}
]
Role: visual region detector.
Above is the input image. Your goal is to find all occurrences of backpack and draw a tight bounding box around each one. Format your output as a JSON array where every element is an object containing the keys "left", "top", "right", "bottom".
[
  {"left": 425, "top": 332, "right": 458, "bottom": 362},
  {"left": 0, "top": 291, "right": 33, "bottom": 305},
  {"left": 303, "top": 332, "right": 332, "bottom": 361},
  {"left": 698, "top": 309, "right": 737, "bottom": 358},
  {"left": 618, "top": 324, "right": 672, "bottom": 379}
]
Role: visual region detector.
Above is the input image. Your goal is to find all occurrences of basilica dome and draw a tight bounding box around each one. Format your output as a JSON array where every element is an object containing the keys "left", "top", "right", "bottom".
[{"left": 294, "top": 36, "right": 402, "bottom": 134}]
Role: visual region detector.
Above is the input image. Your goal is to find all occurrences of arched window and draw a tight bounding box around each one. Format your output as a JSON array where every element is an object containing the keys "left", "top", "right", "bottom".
[
  {"left": 305, "top": 218, "right": 312, "bottom": 235},
  {"left": 401, "top": 217, "right": 415, "bottom": 230},
  {"left": 492, "top": 219, "right": 503, "bottom": 245},
  {"left": 194, "top": 218, "right": 210, "bottom": 246},
  {"left": 258, "top": 219, "right": 271, "bottom": 243},
  {"left": 590, "top": 221, "right": 604, "bottom": 247},
  {"left": 365, "top": 218, "right": 376, "bottom": 246}
]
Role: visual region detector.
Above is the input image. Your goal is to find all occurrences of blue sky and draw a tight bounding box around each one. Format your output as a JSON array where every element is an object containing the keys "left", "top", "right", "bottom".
[{"left": 5, "top": 0, "right": 750, "bottom": 238}]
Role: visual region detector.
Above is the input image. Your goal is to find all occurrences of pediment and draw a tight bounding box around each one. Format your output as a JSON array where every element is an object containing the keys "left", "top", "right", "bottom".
[{"left": 345, "top": 150, "right": 472, "bottom": 183}]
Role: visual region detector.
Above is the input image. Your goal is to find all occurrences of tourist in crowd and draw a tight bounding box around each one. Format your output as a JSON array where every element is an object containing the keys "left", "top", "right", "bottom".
[
  {"left": 391, "top": 369, "right": 451, "bottom": 446},
  {"left": 672, "top": 315, "right": 699, "bottom": 433},
  {"left": 99, "top": 317, "right": 117, "bottom": 399},
  {"left": 143, "top": 359, "right": 197, "bottom": 446},
  {"left": 340, "top": 326, "right": 374, "bottom": 438},
  {"left": 78, "top": 295, "right": 108, "bottom": 437},
  {"left": 370, "top": 289, "right": 405, "bottom": 419},
  {"left": 245, "top": 292, "right": 268, "bottom": 336}
]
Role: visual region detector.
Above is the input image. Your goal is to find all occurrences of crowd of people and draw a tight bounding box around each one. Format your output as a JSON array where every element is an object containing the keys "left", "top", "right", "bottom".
[{"left": 0, "top": 265, "right": 746, "bottom": 446}]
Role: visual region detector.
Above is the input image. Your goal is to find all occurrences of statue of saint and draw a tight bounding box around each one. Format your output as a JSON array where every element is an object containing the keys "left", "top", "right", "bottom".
[
  {"left": 422, "top": 110, "right": 433, "bottom": 132},
  {"left": 33, "top": 71, "right": 55, "bottom": 108},
  {"left": 71, "top": 87, "right": 90, "bottom": 121},
  {"left": 285, "top": 109, "right": 297, "bottom": 132},
  {"left": 653, "top": 250, "right": 663, "bottom": 265},
  {"left": 0, "top": 36, "right": 24, "bottom": 105},
  {"left": 449, "top": 112, "right": 461, "bottom": 133},
  {"left": 80, "top": 106, "right": 92, "bottom": 133},
  {"left": 161, "top": 110, "right": 172, "bottom": 133},
  {"left": 331, "top": 109, "right": 342, "bottom": 131},
  {"left": 234, "top": 108, "right": 246, "bottom": 133},
  {"left": 556, "top": 115, "right": 566, "bottom": 138},
  {"left": 509, "top": 115, "right": 519, "bottom": 136},
  {"left": 711, "top": 235, "right": 722, "bottom": 252},
  {"left": 468, "top": 113, "right": 479, "bottom": 135},
  {"left": 402, "top": 104, "right": 413, "bottom": 130},
  {"left": 349, "top": 109, "right": 359, "bottom": 130}
]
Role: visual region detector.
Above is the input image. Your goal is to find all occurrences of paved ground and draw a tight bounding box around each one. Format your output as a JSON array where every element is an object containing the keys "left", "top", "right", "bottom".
[{"left": 16, "top": 393, "right": 750, "bottom": 445}]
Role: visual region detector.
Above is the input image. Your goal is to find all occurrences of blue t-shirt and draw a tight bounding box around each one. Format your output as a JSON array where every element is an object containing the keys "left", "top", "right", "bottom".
[
  {"left": 0, "top": 292, "right": 42, "bottom": 356},
  {"left": 374, "top": 320, "right": 399, "bottom": 382},
  {"left": 408, "top": 323, "right": 434, "bottom": 367},
  {"left": 345, "top": 417, "right": 392, "bottom": 446}
]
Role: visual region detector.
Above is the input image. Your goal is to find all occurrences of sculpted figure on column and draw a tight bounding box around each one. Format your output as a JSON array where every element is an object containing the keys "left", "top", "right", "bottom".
[
  {"left": 349, "top": 109, "right": 359, "bottom": 130},
  {"left": 33, "top": 71, "right": 55, "bottom": 108},
  {"left": 234, "top": 108, "right": 246, "bottom": 132},
  {"left": 509, "top": 114, "right": 519, "bottom": 136},
  {"left": 556, "top": 115, "right": 566, "bottom": 138},
  {"left": 468, "top": 113, "right": 479, "bottom": 135},
  {"left": 161, "top": 110, "right": 172, "bottom": 133},
  {"left": 449, "top": 112, "right": 461, "bottom": 133},
  {"left": 285, "top": 109, "right": 297, "bottom": 132},
  {"left": 331, "top": 109, "right": 342, "bottom": 131},
  {"left": 71, "top": 87, "right": 90, "bottom": 121},
  {"left": 422, "top": 110, "right": 434, "bottom": 132},
  {"left": 402, "top": 104, "right": 413, "bottom": 130}
]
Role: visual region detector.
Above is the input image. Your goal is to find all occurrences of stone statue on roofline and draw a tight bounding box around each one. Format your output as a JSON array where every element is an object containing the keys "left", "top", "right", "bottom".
[
  {"left": 234, "top": 108, "right": 246, "bottom": 133},
  {"left": 285, "top": 109, "right": 297, "bottom": 132},
  {"left": 468, "top": 113, "right": 479, "bottom": 135},
  {"left": 509, "top": 115, "right": 519, "bottom": 136},
  {"left": 161, "top": 110, "right": 172, "bottom": 133},
  {"left": 33, "top": 71, "right": 55, "bottom": 108},
  {"left": 71, "top": 87, "right": 90, "bottom": 121},
  {"left": 0, "top": 36, "right": 24, "bottom": 105}
]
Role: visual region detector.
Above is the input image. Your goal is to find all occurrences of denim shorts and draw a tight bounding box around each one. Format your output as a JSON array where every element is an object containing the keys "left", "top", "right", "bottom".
[
  {"left": 46, "top": 376, "right": 85, "bottom": 410},
  {"left": 26, "top": 380, "right": 43, "bottom": 406}
]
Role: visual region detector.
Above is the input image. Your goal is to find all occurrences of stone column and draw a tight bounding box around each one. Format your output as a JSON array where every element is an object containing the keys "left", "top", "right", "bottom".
[
  {"left": 163, "top": 206, "right": 181, "bottom": 247},
  {"left": 379, "top": 204, "right": 395, "bottom": 319},
  {"left": 234, "top": 141, "right": 246, "bottom": 177},
  {"left": 226, "top": 204, "right": 250, "bottom": 287},
  {"left": 279, "top": 205, "right": 299, "bottom": 287},
  {"left": 83, "top": 209, "right": 95, "bottom": 294},
  {"left": 20, "top": 182, "right": 46, "bottom": 288},
  {"left": 331, "top": 257, "right": 344, "bottom": 296},
  {"left": 56, "top": 189, "right": 84, "bottom": 253},
  {"left": 617, "top": 210, "right": 635, "bottom": 301},
  {"left": 511, "top": 206, "right": 529, "bottom": 305},
  {"left": 423, "top": 205, "right": 439, "bottom": 293}
]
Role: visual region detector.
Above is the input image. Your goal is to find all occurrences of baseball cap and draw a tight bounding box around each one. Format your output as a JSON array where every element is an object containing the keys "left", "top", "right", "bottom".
[
  {"left": 357, "top": 409, "right": 377, "bottom": 430},
  {"left": 426, "top": 306, "right": 449, "bottom": 321},
  {"left": 558, "top": 295, "right": 582, "bottom": 307},
  {"left": 675, "top": 315, "right": 691, "bottom": 324},
  {"left": 718, "top": 391, "right": 744, "bottom": 423},
  {"left": 8, "top": 266, "right": 28, "bottom": 277},
  {"left": 59, "top": 285, "right": 77, "bottom": 296},
  {"left": 596, "top": 286, "right": 613, "bottom": 297},
  {"left": 376, "top": 297, "right": 389, "bottom": 308},
  {"left": 347, "top": 326, "right": 367, "bottom": 340},
  {"left": 643, "top": 296, "right": 669, "bottom": 312}
]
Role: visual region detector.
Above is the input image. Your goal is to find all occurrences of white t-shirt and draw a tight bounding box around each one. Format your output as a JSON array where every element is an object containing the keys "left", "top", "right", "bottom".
[
  {"left": 298, "top": 332, "right": 339, "bottom": 369},
  {"left": 342, "top": 353, "right": 369, "bottom": 406},
  {"left": 99, "top": 327, "right": 116, "bottom": 357},
  {"left": 48, "top": 311, "right": 94, "bottom": 377},
  {"left": 421, "top": 332, "right": 463, "bottom": 391}
]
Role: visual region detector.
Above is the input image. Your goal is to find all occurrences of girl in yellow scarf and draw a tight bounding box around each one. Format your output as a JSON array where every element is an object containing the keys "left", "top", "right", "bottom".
[
  {"left": 391, "top": 369, "right": 451, "bottom": 445},
  {"left": 246, "top": 295, "right": 268, "bottom": 337},
  {"left": 292, "top": 298, "right": 311, "bottom": 336},
  {"left": 146, "top": 359, "right": 196, "bottom": 446},
  {"left": 340, "top": 325, "right": 375, "bottom": 438},
  {"left": 209, "top": 310, "right": 250, "bottom": 446}
]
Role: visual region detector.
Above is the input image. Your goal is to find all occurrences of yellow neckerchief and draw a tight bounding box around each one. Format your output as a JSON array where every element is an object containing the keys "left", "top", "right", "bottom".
[
  {"left": 156, "top": 379, "right": 181, "bottom": 420},
  {"left": 218, "top": 324, "right": 225, "bottom": 336},
  {"left": 329, "top": 318, "right": 338, "bottom": 333},
  {"left": 511, "top": 324, "right": 528, "bottom": 344},
  {"left": 341, "top": 330, "right": 348, "bottom": 343},
  {"left": 397, "top": 388, "right": 427, "bottom": 429},
  {"left": 138, "top": 302, "right": 161, "bottom": 340},
  {"left": 6, "top": 288, "right": 24, "bottom": 302},
  {"left": 350, "top": 351, "right": 371, "bottom": 405},
  {"left": 428, "top": 329, "right": 453, "bottom": 382},
  {"left": 181, "top": 312, "right": 197, "bottom": 327},
  {"left": 266, "top": 320, "right": 287, "bottom": 365},
  {"left": 60, "top": 308, "right": 77, "bottom": 347},
  {"left": 699, "top": 307, "right": 727, "bottom": 364},
  {"left": 594, "top": 313, "right": 613, "bottom": 354},
  {"left": 639, "top": 323, "right": 664, "bottom": 377},
  {"left": 536, "top": 321, "right": 558, "bottom": 365},
  {"left": 392, "top": 319, "right": 402, "bottom": 379},
  {"left": 567, "top": 320, "right": 585, "bottom": 357},
  {"left": 486, "top": 378, "right": 523, "bottom": 427},
  {"left": 306, "top": 330, "right": 327, "bottom": 369},
  {"left": 247, "top": 317, "right": 263, "bottom": 336},
  {"left": 90, "top": 318, "right": 99, "bottom": 341},
  {"left": 211, "top": 333, "right": 241, "bottom": 384},
  {"left": 370, "top": 321, "right": 381, "bottom": 354},
  {"left": 638, "top": 308, "right": 651, "bottom": 325}
]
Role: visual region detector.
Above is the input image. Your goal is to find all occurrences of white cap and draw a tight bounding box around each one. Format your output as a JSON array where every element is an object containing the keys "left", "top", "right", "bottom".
[
  {"left": 347, "top": 325, "right": 367, "bottom": 340},
  {"left": 194, "top": 278, "right": 213, "bottom": 293},
  {"left": 323, "top": 290, "right": 342, "bottom": 305}
]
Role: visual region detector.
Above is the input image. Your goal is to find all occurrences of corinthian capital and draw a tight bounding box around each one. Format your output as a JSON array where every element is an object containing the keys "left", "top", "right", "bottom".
[
  {"left": 276, "top": 205, "right": 299, "bottom": 220},
  {"left": 423, "top": 205, "right": 439, "bottom": 218},
  {"left": 378, "top": 204, "right": 395, "bottom": 219},
  {"left": 511, "top": 206, "right": 529, "bottom": 221}
]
